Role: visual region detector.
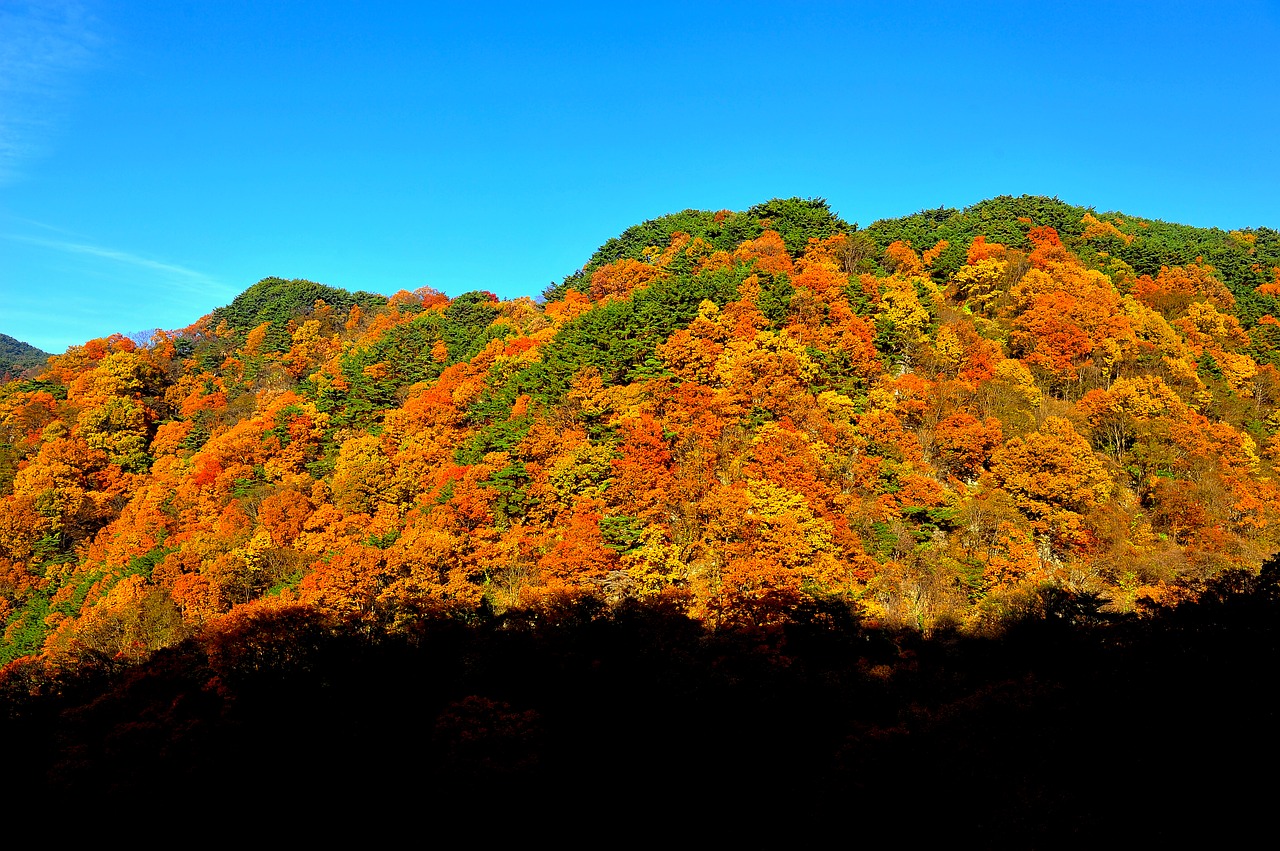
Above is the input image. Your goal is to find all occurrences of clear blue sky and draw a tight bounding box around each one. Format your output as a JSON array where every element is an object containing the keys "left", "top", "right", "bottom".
[{"left": 2, "top": 0, "right": 1278, "bottom": 353}]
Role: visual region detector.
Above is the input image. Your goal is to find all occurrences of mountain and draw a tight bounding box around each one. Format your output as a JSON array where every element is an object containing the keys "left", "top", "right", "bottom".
[
  {"left": 4, "top": 194, "right": 1280, "bottom": 659},
  {"left": 0, "top": 333, "right": 51, "bottom": 380},
  {"left": 2, "top": 196, "right": 1280, "bottom": 825}
]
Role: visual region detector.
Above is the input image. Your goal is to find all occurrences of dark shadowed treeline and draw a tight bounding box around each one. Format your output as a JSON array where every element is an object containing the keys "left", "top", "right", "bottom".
[{"left": 2, "top": 561, "right": 1276, "bottom": 840}]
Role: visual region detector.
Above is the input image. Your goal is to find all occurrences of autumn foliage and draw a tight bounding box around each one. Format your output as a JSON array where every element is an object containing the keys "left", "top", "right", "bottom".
[{"left": 2, "top": 195, "right": 1280, "bottom": 677}]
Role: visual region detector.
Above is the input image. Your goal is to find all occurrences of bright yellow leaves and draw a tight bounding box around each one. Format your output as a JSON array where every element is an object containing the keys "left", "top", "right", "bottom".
[
  {"left": 331, "top": 434, "right": 398, "bottom": 515},
  {"left": 877, "top": 275, "right": 933, "bottom": 349},
  {"left": 284, "top": 318, "right": 335, "bottom": 378},
  {"left": 933, "top": 326, "right": 964, "bottom": 376},
  {"left": 1174, "top": 301, "right": 1251, "bottom": 354},
  {"left": 79, "top": 350, "right": 148, "bottom": 401},
  {"left": 952, "top": 258, "right": 1009, "bottom": 314},
  {"left": 79, "top": 397, "right": 150, "bottom": 472},
  {"left": 745, "top": 479, "right": 837, "bottom": 573},
  {"left": 713, "top": 330, "right": 819, "bottom": 419}
]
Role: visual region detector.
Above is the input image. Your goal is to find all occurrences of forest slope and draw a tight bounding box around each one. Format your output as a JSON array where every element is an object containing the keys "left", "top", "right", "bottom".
[{"left": 2, "top": 195, "right": 1280, "bottom": 669}]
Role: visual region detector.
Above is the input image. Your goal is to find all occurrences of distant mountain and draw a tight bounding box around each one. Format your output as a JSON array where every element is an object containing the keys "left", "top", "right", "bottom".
[{"left": 0, "top": 333, "right": 50, "bottom": 379}]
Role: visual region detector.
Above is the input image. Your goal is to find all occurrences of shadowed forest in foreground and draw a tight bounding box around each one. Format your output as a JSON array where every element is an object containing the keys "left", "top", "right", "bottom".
[{"left": 2, "top": 561, "right": 1276, "bottom": 840}]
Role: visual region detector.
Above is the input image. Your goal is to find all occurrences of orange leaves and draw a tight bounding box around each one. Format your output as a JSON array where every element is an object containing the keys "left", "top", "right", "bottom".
[
  {"left": 537, "top": 499, "right": 619, "bottom": 584},
  {"left": 150, "top": 420, "right": 193, "bottom": 457},
  {"left": 733, "top": 230, "right": 794, "bottom": 276},
  {"left": 859, "top": 408, "right": 920, "bottom": 464},
  {"left": 185, "top": 452, "right": 225, "bottom": 494},
  {"left": 284, "top": 318, "right": 337, "bottom": 378},
  {"left": 1007, "top": 253, "right": 1136, "bottom": 384},
  {"left": 588, "top": 258, "right": 665, "bottom": 301},
  {"left": 941, "top": 322, "right": 999, "bottom": 388},
  {"left": 297, "top": 544, "right": 388, "bottom": 617},
  {"left": 657, "top": 300, "right": 728, "bottom": 383},
  {"left": 883, "top": 241, "right": 923, "bottom": 276},
  {"left": 990, "top": 417, "right": 1111, "bottom": 548},
  {"left": 11, "top": 433, "right": 118, "bottom": 534},
  {"left": 934, "top": 413, "right": 1002, "bottom": 479},
  {"left": 377, "top": 509, "right": 483, "bottom": 613},
  {"left": 966, "top": 235, "right": 1007, "bottom": 265},
  {"left": 981, "top": 522, "right": 1043, "bottom": 588},
  {"left": 258, "top": 489, "right": 315, "bottom": 546},
  {"left": 0, "top": 496, "right": 44, "bottom": 564},
  {"left": 544, "top": 290, "right": 592, "bottom": 324},
  {"left": 14, "top": 204, "right": 1280, "bottom": 660},
  {"left": 243, "top": 321, "right": 273, "bottom": 358},
  {"left": 609, "top": 414, "right": 675, "bottom": 523},
  {"left": 895, "top": 473, "right": 947, "bottom": 516},
  {"left": 1131, "top": 262, "right": 1235, "bottom": 317},
  {"left": 792, "top": 240, "right": 850, "bottom": 301},
  {"left": 1258, "top": 267, "right": 1280, "bottom": 297},
  {"left": 43, "top": 574, "right": 182, "bottom": 660},
  {"left": 1012, "top": 292, "right": 1097, "bottom": 380},
  {"left": 832, "top": 312, "right": 883, "bottom": 381},
  {"left": 1027, "top": 225, "right": 1069, "bottom": 268},
  {"left": 921, "top": 240, "right": 949, "bottom": 269}
]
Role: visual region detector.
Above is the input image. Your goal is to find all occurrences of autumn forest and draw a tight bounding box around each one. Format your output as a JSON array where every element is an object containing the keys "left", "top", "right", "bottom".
[{"left": 3, "top": 195, "right": 1279, "bottom": 833}]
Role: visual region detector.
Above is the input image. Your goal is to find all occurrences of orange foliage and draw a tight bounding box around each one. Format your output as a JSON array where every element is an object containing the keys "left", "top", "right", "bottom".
[
  {"left": 921, "top": 240, "right": 949, "bottom": 268},
  {"left": 8, "top": 200, "right": 1280, "bottom": 661},
  {"left": 733, "top": 230, "right": 794, "bottom": 276},
  {"left": 883, "top": 241, "right": 923, "bottom": 276},
  {"left": 1131, "top": 262, "right": 1235, "bottom": 317},
  {"left": 589, "top": 258, "right": 666, "bottom": 301},
  {"left": 935, "top": 413, "right": 1003, "bottom": 479},
  {"left": 966, "top": 235, "right": 1006, "bottom": 264},
  {"left": 610, "top": 415, "right": 676, "bottom": 523}
]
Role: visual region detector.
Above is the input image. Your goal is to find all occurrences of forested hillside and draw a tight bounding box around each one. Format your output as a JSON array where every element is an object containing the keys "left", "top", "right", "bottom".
[
  {"left": 3, "top": 196, "right": 1280, "bottom": 667},
  {"left": 4, "top": 195, "right": 1280, "bottom": 825}
]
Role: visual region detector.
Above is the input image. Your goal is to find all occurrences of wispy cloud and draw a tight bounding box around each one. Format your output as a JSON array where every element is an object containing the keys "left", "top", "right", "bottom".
[
  {"left": 0, "top": 1, "right": 102, "bottom": 184},
  {"left": 2, "top": 230, "right": 231, "bottom": 295}
]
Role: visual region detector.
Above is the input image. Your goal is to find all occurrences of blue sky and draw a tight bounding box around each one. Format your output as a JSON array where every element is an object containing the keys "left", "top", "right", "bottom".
[{"left": 2, "top": 0, "right": 1278, "bottom": 353}]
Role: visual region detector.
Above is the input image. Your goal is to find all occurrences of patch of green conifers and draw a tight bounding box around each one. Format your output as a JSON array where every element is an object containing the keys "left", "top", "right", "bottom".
[{"left": 211, "top": 277, "right": 387, "bottom": 352}]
